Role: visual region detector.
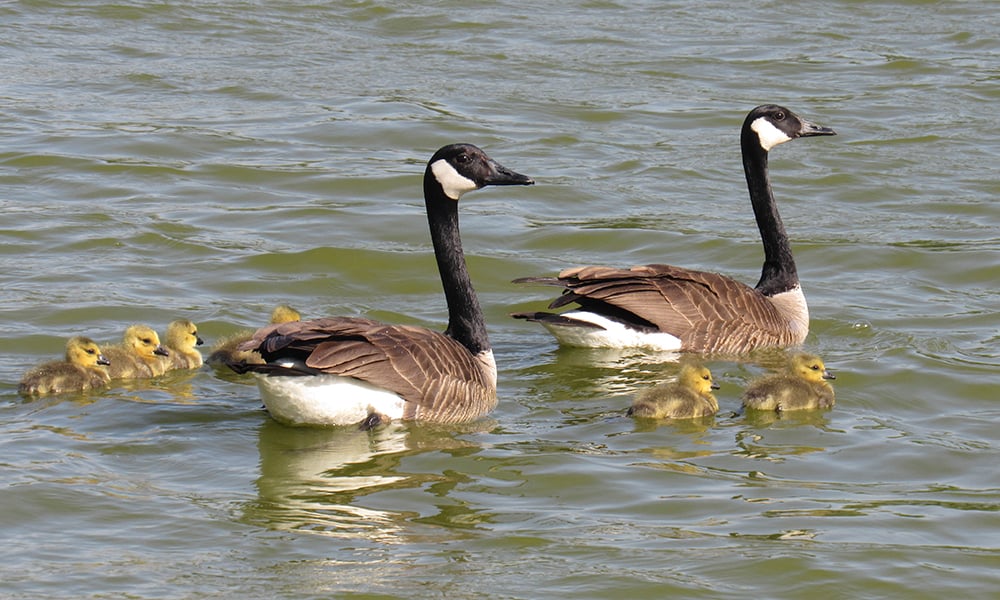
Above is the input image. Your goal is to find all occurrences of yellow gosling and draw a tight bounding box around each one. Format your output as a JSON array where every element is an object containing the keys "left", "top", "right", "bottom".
[
  {"left": 206, "top": 305, "right": 301, "bottom": 367},
  {"left": 102, "top": 324, "right": 170, "bottom": 379},
  {"left": 19, "top": 336, "right": 111, "bottom": 396},
  {"left": 161, "top": 319, "right": 204, "bottom": 371},
  {"left": 628, "top": 364, "right": 720, "bottom": 419},
  {"left": 742, "top": 352, "right": 836, "bottom": 412},
  {"left": 268, "top": 305, "right": 301, "bottom": 324}
]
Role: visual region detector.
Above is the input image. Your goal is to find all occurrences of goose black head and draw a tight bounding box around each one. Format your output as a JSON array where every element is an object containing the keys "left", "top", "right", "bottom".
[
  {"left": 744, "top": 104, "right": 836, "bottom": 152},
  {"left": 426, "top": 143, "right": 534, "bottom": 201}
]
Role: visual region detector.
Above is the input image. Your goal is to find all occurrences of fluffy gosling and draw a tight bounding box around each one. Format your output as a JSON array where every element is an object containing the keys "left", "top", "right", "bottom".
[
  {"left": 206, "top": 305, "right": 301, "bottom": 367},
  {"left": 102, "top": 324, "right": 170, "bottom": 379},
  {"left": 160, "top": 319, "right": 204, "bottom": 371},
  {"left": 628, "top": 364, "right": 720, "bottom": 419},
  {"left": 19, "top": 336, "right": 111, "bottom": 396},
  {"left": 742, "top": 352, "right": 835, "bottom": 413}
]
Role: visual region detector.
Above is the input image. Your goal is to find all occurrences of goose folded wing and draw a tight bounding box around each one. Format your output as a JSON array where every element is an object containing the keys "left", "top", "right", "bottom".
[
  {"left": 540, "top": 264, "right": 792, "bottom": 352},
  {"left": 241, "top": 317, "right": 496, "bottom": 422}
]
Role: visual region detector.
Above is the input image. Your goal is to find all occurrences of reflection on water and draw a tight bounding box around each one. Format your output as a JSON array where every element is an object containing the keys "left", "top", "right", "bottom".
[
  {"left": 104, "top": 368, "right": 205, "bottom": 404},
  {"left": 244, "top": 419, "right": 493, "bottom": 540},
  {"left": 740, "top": 407, "right": 834, "bottom": 430},
  {"left": 246, "top": 419, "right": 413, "bottom": 540},
  {"left": 733, "top": 428, "right": 829, "bottom": 464},
  {"left": 628, "top": 414, "right": 717, "bottom": 436},
  {"left": 517, "top": 346, "right": 683, "bottom": 400}
]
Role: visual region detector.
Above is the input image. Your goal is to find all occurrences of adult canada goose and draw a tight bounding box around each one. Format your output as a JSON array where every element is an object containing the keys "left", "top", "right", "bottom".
[
  {"left": 512, "top": 105, "right": 836, "bottom": 354},
  {"left": 229, "top": 144, "right": 534, "bottom": 427},
  {"left": 18, "top": 336, "right": 112, "bottom": 396},
  {"left": 742, "top": 352, "right": 835, "bottom": 412},
  {"left": 161, "top": 319, "right": 205, "bottom": 370},
  {"left": 628, "top": 363, "right": 720, "bottom": 420},
  {"left": 206, "top": 305, "right": 301, "bottom": 367},
  {"left": 102, "top": 324, "right": 170, "bottom": 379}
]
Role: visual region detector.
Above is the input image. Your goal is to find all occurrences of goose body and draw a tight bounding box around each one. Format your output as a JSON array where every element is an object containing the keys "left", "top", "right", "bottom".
[
  {"left": 161, "top": 319, "right": 204, "bottom": 370},
  {"left": 742, "top": 352, "right": 835, "bottom": 412},
  {"left": 18, "top": 336, "right": 112, "bottom": 396},
  {"left": 628, "top": 364, "right": 720, "bottom": 419},
  {"left": 103, "top": 324, "right": 170, "bottom": 379},
  {"left": 513, "top": 105, "right": 835, "bottom": 354},
  {"left": 230, "top": 144, "right": 533, "bottom": 427},
  {"left": 206, "top": 305, "right": 301, "bottom": 367}
]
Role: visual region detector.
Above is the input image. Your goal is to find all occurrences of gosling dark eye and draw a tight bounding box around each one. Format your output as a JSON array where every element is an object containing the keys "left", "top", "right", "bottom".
[{"left": 86, "top": 348, "right": 95, "bottom": 355}]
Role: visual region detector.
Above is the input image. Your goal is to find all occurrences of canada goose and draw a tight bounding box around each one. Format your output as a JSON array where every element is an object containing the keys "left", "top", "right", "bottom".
[
  {"left": 18, "top": 336, "right": 112, "bottom": 396},
  {"left": 229, "top": 144, "right": 534, "bottom": 427},
  {"left": 628, "top": 364, "right": 720, "bottom": 419},
  {"left": 102, "top": 324, "right": 170, "bottom": 379},
  {"left": 512, "top": 105, "right": 836, "bottom": 354},
  {"left": 161, "top": 319, "right": 204, "bottom": 370},
  {"left": 206, "top": 305, "right": 301, "bottom": 367},
  {"left": 742, "top": 352, "right": 835, "bottom": 412}
]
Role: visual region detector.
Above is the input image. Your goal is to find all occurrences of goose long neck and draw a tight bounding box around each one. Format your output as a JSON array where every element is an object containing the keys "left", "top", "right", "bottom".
[
  {"left": 424, "top": 193, "right": 490, "bottom": 355},
  {"left": 742, "top": 134, "right": 798, "bottom": 295}
]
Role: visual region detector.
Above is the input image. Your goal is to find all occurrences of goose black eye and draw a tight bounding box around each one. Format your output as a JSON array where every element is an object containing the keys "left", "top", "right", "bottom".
[
  {"left": 774, "top": 111, "right": 785, "bottom": 121},
  {"left": 455, "top": 153, "right": 470, "bottom": 164}
]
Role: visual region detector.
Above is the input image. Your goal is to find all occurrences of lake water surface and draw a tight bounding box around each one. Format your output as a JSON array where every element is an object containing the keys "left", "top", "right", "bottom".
[{"left": 1, "top": 1, "right": 999, "bottom": 598}]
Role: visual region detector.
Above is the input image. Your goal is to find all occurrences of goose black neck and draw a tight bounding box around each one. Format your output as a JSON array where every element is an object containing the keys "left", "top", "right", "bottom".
[
  {"left": 424, "top": 190, "right": 491, "bottom": 355},
  {"left": 742, "top": 131, "right": 798, "bottom": 296}
]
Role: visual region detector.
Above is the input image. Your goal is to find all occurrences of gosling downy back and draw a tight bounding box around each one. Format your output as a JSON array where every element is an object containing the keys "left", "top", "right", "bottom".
[
  {"left": 103, "top": 324, "right": 170, "bottom": 379},
  {"left": 628, "top": 364, "right": 720, "bottom": 419},
  {"left": 18, "top": 336, "right": 111, "bottom": 396},
  {"left": 742, "top": 352, "right": 835, "bottom": 412}
]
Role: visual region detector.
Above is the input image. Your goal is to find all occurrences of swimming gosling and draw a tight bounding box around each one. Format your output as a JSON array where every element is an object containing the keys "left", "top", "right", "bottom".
[
  {"left": 206, "top": 305, "right": 301, "bottom": 367},
  {"left": 742, "top": 352, "right": 835, "bottom": 412},
  {"left": 18, "top": 336, "right": 112, "bottom": 396},
  {"left": 628, "top": 364, "right": 720, "bottom": 419},
  {"left": 102, "top": 324, "right": 170, "bottom": 379},
  {"left": 160, "top": 319, "right": 204, "bottom": 370}
]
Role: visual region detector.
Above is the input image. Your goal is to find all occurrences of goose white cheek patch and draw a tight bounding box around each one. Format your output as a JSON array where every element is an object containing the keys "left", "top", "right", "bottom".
[
  {"left": 751, "top": 117, "right": 792, "bottom": 151},
  {"left": 431, "top": 159, "right": 478, "bottom": 200}
]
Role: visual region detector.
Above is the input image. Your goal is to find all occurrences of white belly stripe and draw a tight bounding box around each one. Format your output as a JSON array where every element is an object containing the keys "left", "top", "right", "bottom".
[
  {"left": 255, "top": 374, "right": 406, "bottom": 427},
  {"left": 542, "top": 311, "right": 683, "bottom": 351}
]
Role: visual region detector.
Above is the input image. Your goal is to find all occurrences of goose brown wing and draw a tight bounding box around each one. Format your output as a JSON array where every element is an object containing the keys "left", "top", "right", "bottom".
[
  {"left": 240, "top": 317, "right": 496, "bottom": 422},
  {"left": 523, "top": 264, "right": 796, "bottom": 353}
]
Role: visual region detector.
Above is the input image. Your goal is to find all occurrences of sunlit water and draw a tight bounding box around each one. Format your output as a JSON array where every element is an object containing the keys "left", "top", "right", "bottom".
[{"left": 1, "top": 1, "right": 999, "bottom": 598}]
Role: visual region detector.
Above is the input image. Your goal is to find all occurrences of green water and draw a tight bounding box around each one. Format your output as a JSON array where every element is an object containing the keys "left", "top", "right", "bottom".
[{"left": 2, "top": 1, "right": 999, "bottom": 598}]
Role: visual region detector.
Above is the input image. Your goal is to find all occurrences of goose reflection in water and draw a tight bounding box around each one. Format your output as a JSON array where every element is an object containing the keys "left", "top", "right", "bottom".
[{"left": 245, "top": 419, "right": 492, "bottom": 540}]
